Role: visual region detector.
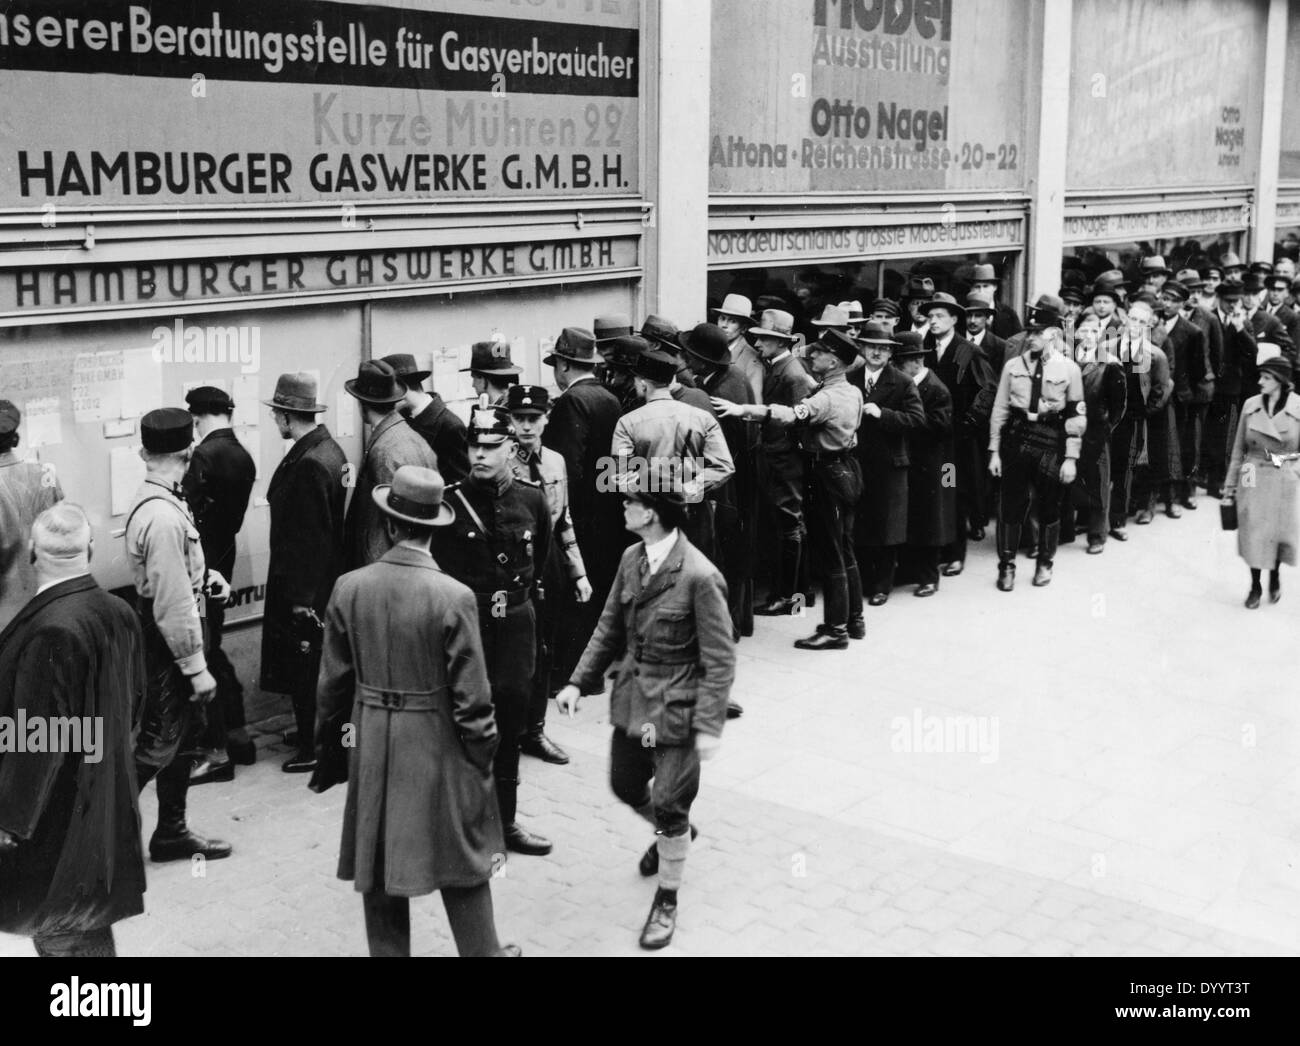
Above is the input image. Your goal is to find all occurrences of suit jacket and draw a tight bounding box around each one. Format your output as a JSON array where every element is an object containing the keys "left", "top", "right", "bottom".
[
  {"left": 182, "top": 427, "right": 256, "bottom": 583},
  {"left": 1184, "top": 307, "right": 1217, "bottom": 403},
  {"left": 969, "top": 329, "right": 1009, "bottom": 378},
  {"left": 0, "top": 575, "right": 146, "bottom": 936},
  {"left": 1205, "top": 309, "right": 1256, "bottom": 401},
  {"left": 851, "top": 363, "right": 925, "bottom": 546},
  {"left": 405, "top": 394, "right": 469, "bottom": 484},
  {"left": 991, "top": 302, "right": 1023, "bottom": 340},
  {"left": 261, "top": 425, "right": 347, "bottom": 694},
  {"left": 1266, "top": 302, "right": 1300, "bottom": 359},
  {"left": 904, "top": 369, "right": 957, "bottom": 547},
  {"left": 760, "top": 352, "right": 817, "bottom": 453},
  {"left": 1150, "top": 315, "right": 1207, "bottom": 405},
  {"left": 730, "top": 338, "right": 766, "bottom": 404},
  {"left": 343, "top": 411, "right": 438, "bottom": 570},
  {"left": 570, "top": 533, "right": 734, "bottom": 745},
  {"left": 316, "top": 545, "right": 502, "bottom": 894},
  {"left": 924, "top": 332, "right": 996, "bottom": 431}
]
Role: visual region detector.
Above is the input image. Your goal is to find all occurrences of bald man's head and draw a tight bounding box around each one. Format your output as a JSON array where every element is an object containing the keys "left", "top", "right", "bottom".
[{"left": 30, "top": 502, "right": 93, "bottom": 582}]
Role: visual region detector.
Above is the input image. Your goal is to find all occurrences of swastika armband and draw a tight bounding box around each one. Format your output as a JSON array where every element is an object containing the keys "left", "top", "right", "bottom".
[{"left": 793, "top": 403, "right": 812, "bottom": 421}]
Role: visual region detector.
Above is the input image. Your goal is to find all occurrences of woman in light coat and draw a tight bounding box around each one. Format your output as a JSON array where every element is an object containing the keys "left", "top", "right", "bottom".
[{"left": 1223, "top": 354, "right": 1300, "bottom": 608}]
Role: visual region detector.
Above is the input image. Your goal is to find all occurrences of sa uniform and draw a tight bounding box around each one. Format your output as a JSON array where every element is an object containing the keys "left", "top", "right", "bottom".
[
  {"left": 989, "top": 345, "right": 1086, "bottom": 589},
  {"left": 125, "top": 408, "right": 231, "bottom": 861},
  {"left": 431, "top": 407, "right": 554, "bottom": 856}
]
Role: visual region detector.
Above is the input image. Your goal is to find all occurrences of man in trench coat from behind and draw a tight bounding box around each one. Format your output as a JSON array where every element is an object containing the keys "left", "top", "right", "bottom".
[{"left": 312, "top": 465, "right": 519, "bottom": 957}]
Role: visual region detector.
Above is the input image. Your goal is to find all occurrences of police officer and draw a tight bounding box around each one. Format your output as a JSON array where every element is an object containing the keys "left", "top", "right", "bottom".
[
  {"left": 716, "top": 328, "right": 863, "bottom": 649},
  {"left": 182, "top": 386, "right": 256, "bottom": 780},
  {"left": 126, "top": 408, "right": 233, "bottom": 862},
  {"left": 506, "top": 384, "right": 591, "bottom": 767},
  {"left": 988, "top": 307, "right": 1087, "bottom": 591},
  {"left": 431, "top": 406, "right": 554, "bottom": 856}
]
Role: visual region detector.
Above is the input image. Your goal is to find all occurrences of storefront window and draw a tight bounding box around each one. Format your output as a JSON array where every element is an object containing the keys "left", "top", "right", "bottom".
[
  {"left": 1274, "top": 228, "right": 1299, "bottom": 265},
  {"left": 1063, "top": 234, "right": 1245, "bottom": 287}
]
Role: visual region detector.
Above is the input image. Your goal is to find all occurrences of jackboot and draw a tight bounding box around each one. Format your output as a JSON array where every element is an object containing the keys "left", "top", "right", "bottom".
[
  {"left": 1033, "top": 522, "right": 1060, "bottom": 587},
  {"left": 149, "top": 758, "right": 232, "bottom": 862},
  {"left": 497, "top": 777, "right": 552, "bottom": 856}
]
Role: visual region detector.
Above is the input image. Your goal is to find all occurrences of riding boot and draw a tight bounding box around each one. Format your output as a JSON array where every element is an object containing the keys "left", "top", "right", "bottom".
[{"left": 1033, "top": 522, "right": 1060, "bottom": 587}]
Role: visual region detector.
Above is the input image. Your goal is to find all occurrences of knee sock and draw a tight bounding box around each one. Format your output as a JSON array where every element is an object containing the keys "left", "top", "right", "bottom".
[{"left": 656, "top": 830, "right": 691, "bottom": 891}]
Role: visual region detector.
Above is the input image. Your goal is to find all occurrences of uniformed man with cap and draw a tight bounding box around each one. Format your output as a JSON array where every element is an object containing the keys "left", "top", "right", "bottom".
[
  {"left": 431, "top": 405, "right": 554, "bottom": 856},
  {"left": 383, "top": 352, "right": 470, "bottom": 484},
  {"left": 717, "top": 329, "right": 863, "bottom": 649},
  {"left": 127, "top": 407, "right": 233, "bottom": 861},
  {"left": 988, "top": 308, "right": 1087, "bottom": 591},
  {"left": 463, "top": 339, "right": 523, "bottom": 405},
  {"left": 0, "top": 399, "right": 64, "bottom": 632},
  {"left": 506, "top": 383, "right": 591, "bottom": 767},
  {"left": 182, "top": 386, "right": 257, "bottom": 781}
]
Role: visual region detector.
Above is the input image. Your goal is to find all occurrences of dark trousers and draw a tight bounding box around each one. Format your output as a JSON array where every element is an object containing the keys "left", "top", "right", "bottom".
[
  {"left": 1062, "top": 440, "right": 1111, "bottom": 542},
  {"left": 900, "top": 545, "right": 940, "bottom": 586},
  {"left": 198, "top": 596, "right": 246, "bottom": 750},
  {"left": 998, "top": 435, "right": 1065, "bottom": 565},
  {"left": 1108, "top": 413, "right": 1142, "bottom": 527},
  {"left": 806, "top": 457, "right": 863, "bottom": 628},
  {"left": 1175, "top": 401, "right": 1206, "bottom": 495},
  {"left": 527, "top": 553, "right": 566, "bottom": 738},
  {"left": 859, "top": 545, "right": 899, "bottom": 596},
  {"left": 33, "top": 926, "right": 116, "bottom": 957},
  {"left": 760, "top": 449, "right": 806, "bottom": 600},
  {"left": 608, "top": 728, "right": 700, "bottom": 837},
  {"left": 1202, "top": 398, "right": 1238, "bottom": 492},
  {"left": 479, "top": 600, "right": 536, "bottom": 825}
]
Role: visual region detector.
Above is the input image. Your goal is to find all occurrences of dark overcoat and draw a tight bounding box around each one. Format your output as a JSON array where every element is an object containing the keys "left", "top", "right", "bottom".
[
  {"left": 182, "top": 428, "right": 256, "bottom": 582},
  {"left": 0, "top": 576, "right": 146, "bottom": 936},
  {"left": 343, "top": 412, "right": 438, "bottom": 570},
  {"left": 406, "top": 394, "right": 470, "bottom": 484},
  {"left": 317, "top": 545, "right": 503, "bottom": 895},
  {"left": 260, "top": 425, "right": 347, "bottom": 695},
  {"left": 851, "top": 364, "right": 925, "bottom": 547},
  {"left": 904, "top": 370, "right": 957, "bottom": 547}
]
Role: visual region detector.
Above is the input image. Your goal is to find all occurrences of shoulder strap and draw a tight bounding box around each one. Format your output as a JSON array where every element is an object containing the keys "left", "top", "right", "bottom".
[
  {"left": 123, "top": 494, "right": 188, "bottom": 540},
  {"left": 453, "top": 487, "right": 488, "bottom": 535}
]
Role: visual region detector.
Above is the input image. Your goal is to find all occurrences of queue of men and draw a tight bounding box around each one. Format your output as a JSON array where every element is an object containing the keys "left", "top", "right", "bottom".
[{"left": 2, "top": 250, "right": 1297, "bottom": 958}]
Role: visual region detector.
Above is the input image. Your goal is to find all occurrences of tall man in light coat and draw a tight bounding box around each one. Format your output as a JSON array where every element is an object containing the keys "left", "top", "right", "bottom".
[
  {"left": 314, "top": 466, "right": 517, "bottom": 957},
  {"left": 558, "top": 485, "right": 735, "bottom": 951},
  {"left": 342, "top": 359, "right": 437, "bottom": 571}
]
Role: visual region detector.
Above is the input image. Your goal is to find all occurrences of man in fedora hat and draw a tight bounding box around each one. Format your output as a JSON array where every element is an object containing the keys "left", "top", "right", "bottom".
[
  {"left": 711, "top": 293, "right": 764, "bottom": 404},
  {"left": 964, "top": 291, "right": 1009, "bottom": 377},
  {"left": 852, "top": 321, "right": 924, "bottom": 606},
  {"left": 313, "top": 465, "right": 519, "bottom": 957},
  {"left": 1106, "top": 297, "right": 1171, "bottom": 534},
  {"left": 182, "top": 385, "right": 256, "bottom": 782},
  {"left": 921, "top": 291, "right": 996, "bottom": 565},
  {"left": 599, "top": 332, "right": 645, "bottom": 413},
  {"left": 462, "top": 339, "right": 522, "bottom": 405},
  {"left": 988, "top": 317, "right": 1086, "bottom": 591},
  {"left": 505, "top": 384, "right": 591, "bottom": 767},
  {"left": 0, "top": 400, "right": 64, "bottom": 633},
  {"left": 343, "top": 359, "right": 437, "bottom": 572},
  {"left": 126, "top": 407, "right": 233, "bottom": 861},
  {"left": 1263, "top": 273, "right": 1300, "bottom": 352},
  {"left": 383, "top": 352, "right": 469, "bottom": 484},
  {"left": 1139, "top": 256, "right": 1172, "bottom": 295},
  {"left": 1089, "top": 271, "right": 1128, "bottom": 337},
  {"left": 681, "top": 322, "right": 758, "bottom": 638},
  {"left": 893, "top": 332, "right": 956, "bottom": 597},
  {"left": 641, "top": 314, "right": 715, "bottom": 408},
  {"left": 1152, "top": 281, "right": 1209, "bottom": 513},
  {"left": 431, "top": 406, "right": 554, "bottom": 857},
  {"left": 543, "top": 326, "right": 625, "bottom": 675},
  {"left": 715, "top": 310, "right": 815, "bottom": 616},
  {"left": 1221, "top": 251, "right": 1246, "bottom": 282},
  {"left": 1200, "top": 279, "right": 1256, "bottom": 497},
  {"left": 262, "top": 372, "right": 348, "bottom": 773},
  {"left": 969, "top": 263, "right": 1023, "bottom": 340},
  {"left": 556, "top": 480, "right": 734, "bottom": 950}
]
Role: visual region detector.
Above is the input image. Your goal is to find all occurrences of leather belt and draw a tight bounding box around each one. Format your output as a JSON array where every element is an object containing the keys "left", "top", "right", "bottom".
[
  {"left": 802, "top": 448, "right": 852, "bottom": 462},
  {"left": 358, "top": 684, "right": 442, "bottom": 711},
  {"left": 474, "top": 588, "right": 531, "bottom": 611}
]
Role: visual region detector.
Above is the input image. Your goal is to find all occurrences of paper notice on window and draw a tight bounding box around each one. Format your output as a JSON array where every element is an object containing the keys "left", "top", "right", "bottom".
[
  {"left": 233, "top": 376, "right": 260, "bottom": 420},
  {"left": 122, "top": 348, "right": 165, "bottom": 420},
  {"left": 23, "top": 397, "right": 62, "bottom": 448},
  {"left": 72, "top": 350, "right": 125, "bottom": 422},
  {"left": 110, "top": 445, "right": 146, "bottom": 517},
  {"left": 336, "top": 391, "right": 356, "bottom": 438}
]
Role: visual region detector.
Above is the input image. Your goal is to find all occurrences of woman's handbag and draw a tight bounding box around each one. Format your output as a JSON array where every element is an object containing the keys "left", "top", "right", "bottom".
[{"left": 1220, "top": 499, "right": 1238, "bottom": 531}]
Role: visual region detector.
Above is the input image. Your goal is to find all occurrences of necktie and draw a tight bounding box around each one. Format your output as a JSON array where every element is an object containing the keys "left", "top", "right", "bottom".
[
  {"left": 866, "top": 374, "right": 876, "bottom": 395},
  {"left": 1028, "top": 355, "right": 1044, "bottom": 415},
  {"left": 527, "top": 453, "right": 543, "bottom": 484}
]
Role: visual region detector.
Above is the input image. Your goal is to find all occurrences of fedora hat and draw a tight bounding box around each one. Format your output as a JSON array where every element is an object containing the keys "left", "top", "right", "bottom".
[
  {"left": 812, "top": 328, "right": 862, "bottom": 364},
  {"left": 919, "top": 292, "right": 966, "bottom": 318},
  {"left": 1221, "top": 251, "right": 1245, "bottom": 270},
  {"left": 264, "top": 372, "right": 328, "bottom": 414},
  {"left": 460, "top": 339, "right": 522, "bottom": 376},
  {"left": 891, "top": 331, "right": 926, "bottom": 360},
  {"left": 1057, "top": 286, "right": 1085, "bottom": 305},
  {"left": 603, "top": 335, "right": 649, "bottom": 370},
  {"left": 1025, "top": 294, "right": 1066, "bottom": 330},
  {"left": 640, "top": 314, "right": 681, "bottom": 350},
  {"left": 811, "top": 303, "right": 852, "bottom": 328},
  {"left": 970, "top": 264, "right": 1000, "bottom": 283},
  {"left": 836, "top": 300, "right": 867, "bottom": 324},
  {"left": 380, "top": 353, "right": 431, "bottom": 386},
  {"left": 1175, "top": 267, "right": 1205, "bottom": 289},
  {"left": 964, "top": 291, "right": 996, "bottom": 313},
  {"left": 677, "top": 323, "right": 732, "bottom": 367},
  {"left": 1140, "top": 256, "right": 1171, "bottom": 276},
  {"left": 1241, "top": 272, "right": 1266, "bottom": 294},
  {"left": 372, "top": 465, "right": 455, "bottom": 527},
  {"left": 748, "top": 309, "right": 798, "bottom": 342},
  {"left": 504, "top": 384, "right": 550, "bottom": 415},
  {"left": 345, "top": 359, "right": 405, "bottom": 405},
  {"left": 854, "top": 319, "right": 899, "bottom": 348},
  {"left": 1216, "top": 278, "right": 1245, "bottom": 300},
  {"left": 593, "top": 313, "right": 634, "bottom": 344},
  {"left": 543, "top": 327, "right": 598, "bottom": 367},
  {"left": 633, "top": 346, "right": 680, "bottom": 384},
  {"left": 710, "top": 293, "right": 754, "bottom": 325}
]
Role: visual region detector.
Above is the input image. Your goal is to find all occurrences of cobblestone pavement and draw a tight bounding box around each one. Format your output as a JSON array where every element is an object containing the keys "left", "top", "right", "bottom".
[{"left": 4, "top": 503, "right": 1298, "bottom": 957}]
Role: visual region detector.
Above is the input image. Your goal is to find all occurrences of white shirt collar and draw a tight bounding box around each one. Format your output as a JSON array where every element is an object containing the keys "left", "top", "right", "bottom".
[
  {"left": 970, "top": 329, "right": 984, "bottom": 345},
  {"left": 37, "top": 572, "right": 89, "bottom": 596},
  {"left": 566, "top": 372, "right": 596, "bottom": 386},
  {"left": 1164, "top": 315, "right": 1177, "bottom": 331},
  {"left": 644, "top": 530, "right": 679, "bottom": 575},
  {"left": 911, "top": 366, "right": 929, "bottom": 386}
]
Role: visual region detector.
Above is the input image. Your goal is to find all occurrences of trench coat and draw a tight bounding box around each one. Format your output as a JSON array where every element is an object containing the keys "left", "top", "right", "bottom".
[
  {"left": 570, "top": 533, "right": 734, "bottom": 746},
  {"left": 904, "top": 369, "right": 957, "bottom": 547},
  {"left": 850, "top": 364, "right": 925, "bottom": 547},
  {"left": 0, "top": 576, "right": 146, "bottom": 937},
  {"left": 260, "top": 425, "right": 348, "bottom": 695},
  {"left": 317, "top": 546, "right": 503, "bottom": 896},
  {"left": 1225, "top": 393, "right": 1300, "bottom": 570}
]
